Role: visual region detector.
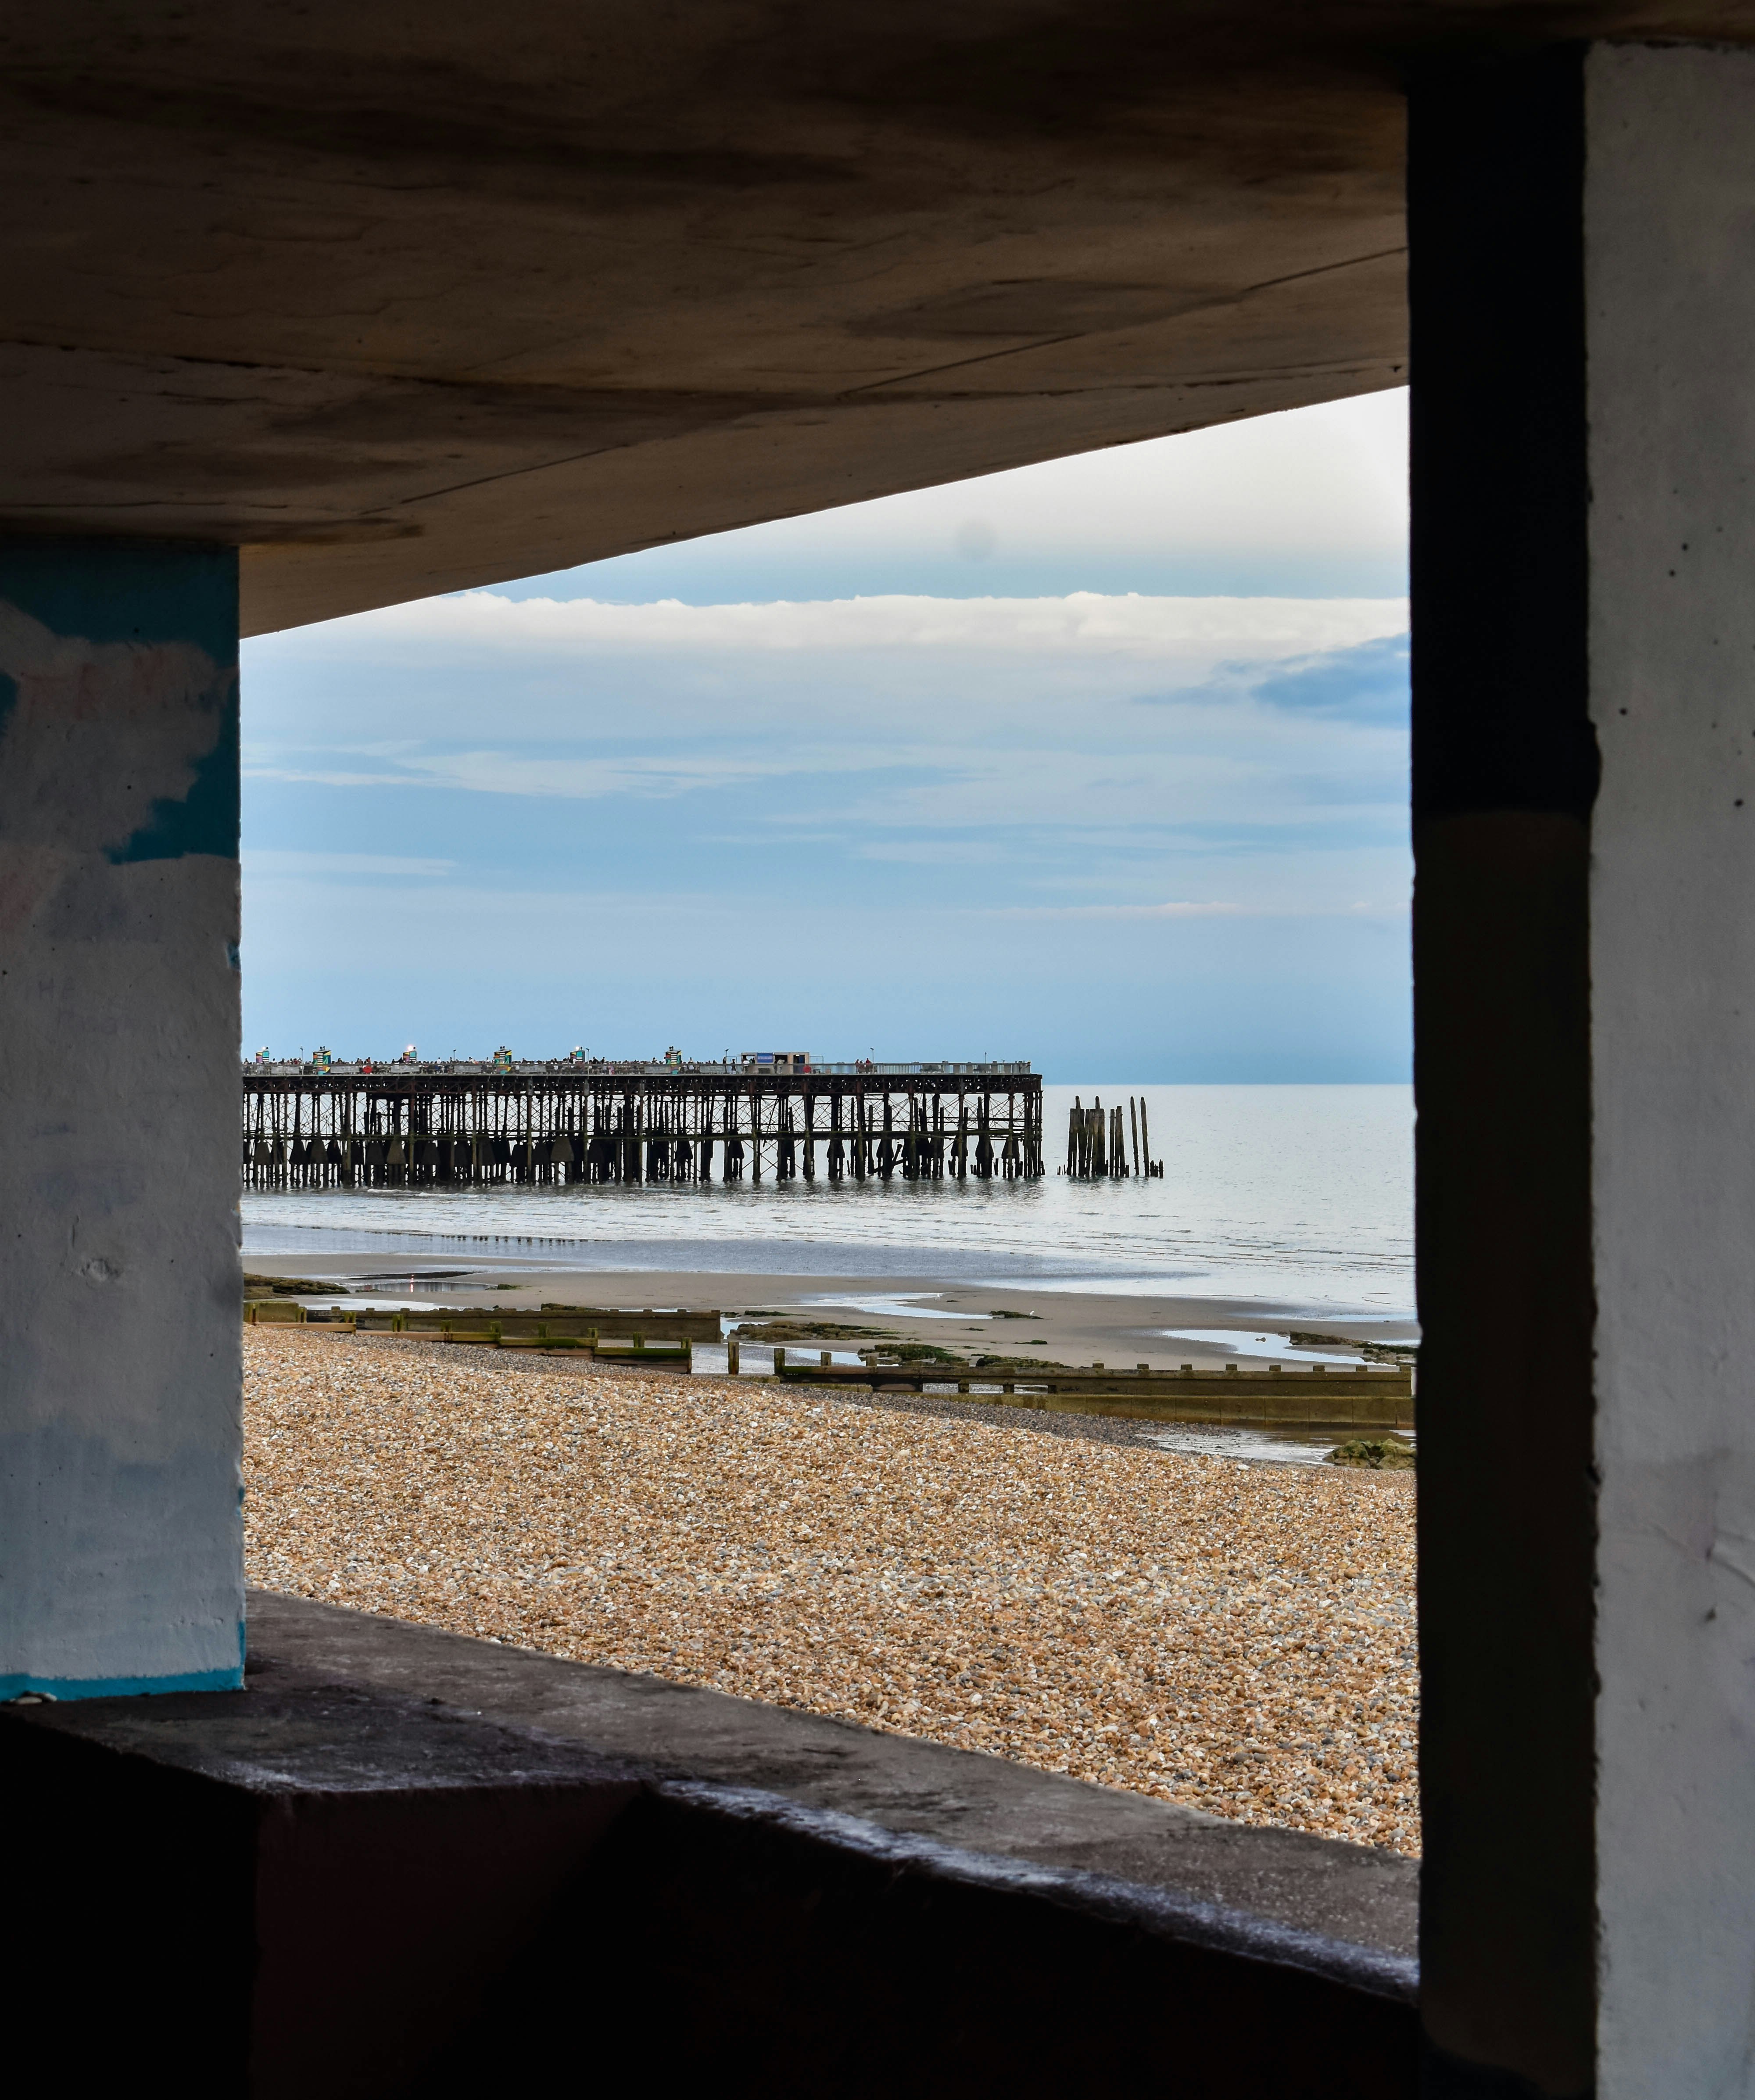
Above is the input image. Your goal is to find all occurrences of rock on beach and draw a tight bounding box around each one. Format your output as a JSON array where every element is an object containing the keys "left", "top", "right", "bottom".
[{"left": 243, "top": 1327, "right": 1419, "bottom": 1855}]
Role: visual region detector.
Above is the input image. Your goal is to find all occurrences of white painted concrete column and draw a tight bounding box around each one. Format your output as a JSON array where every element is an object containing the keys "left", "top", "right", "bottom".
[
  {"left": 1587, "top": 44, "right": 1755, "bottom": 2100},
  {"left": 0, "top": 541, "right": 243, "bottom": 1696}
]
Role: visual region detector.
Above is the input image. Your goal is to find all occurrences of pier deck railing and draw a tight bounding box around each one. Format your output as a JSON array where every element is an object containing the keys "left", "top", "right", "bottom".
[{"left": 247, "top": 1059, "right": 1035, "bottom": 1079}]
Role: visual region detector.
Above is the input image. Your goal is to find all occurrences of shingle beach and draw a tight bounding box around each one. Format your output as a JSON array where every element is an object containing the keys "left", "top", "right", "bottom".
[{"left": 244, "top": 1327, "right": 1419, "bottom": 1854}]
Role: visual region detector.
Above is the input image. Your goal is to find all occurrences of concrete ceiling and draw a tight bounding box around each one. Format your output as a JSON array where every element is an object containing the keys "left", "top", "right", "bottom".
[{"left": 3, "top": 3, "right": 1751, "bottom": 633}]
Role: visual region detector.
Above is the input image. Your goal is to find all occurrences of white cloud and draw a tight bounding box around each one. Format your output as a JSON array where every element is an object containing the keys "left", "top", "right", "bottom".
[
  {"left": 739, "top": 391, "right": 1409, "bottom": 563},
  {"left": 856, "top": 840, "right": 1006, "bottom": 865},
  {"left": 243, "top": 728, "right": 1404, "bottom": 828},
  {"left": 273, "top": 590, "right": 1408, "bottom": 664},
  {"left": 245, "top": 744, "right": 913, "bottom": 801},
  {"left": 983, "top": 898, "right": 1402, "bottom": 921},
  {"left": 242, "top": 849, "right": 455, "bottom": 878},
  {"left": 994, "top": 899, "right": 1257, "bottom": 918},
  {"left": 241, "top": 586, "right": 1412, "bottom": 851}
]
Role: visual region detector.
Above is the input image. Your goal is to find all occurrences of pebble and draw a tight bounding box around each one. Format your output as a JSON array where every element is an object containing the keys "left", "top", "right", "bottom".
[{"left": 243, "top": 1328, "right": 1419, "bottom": 1854}]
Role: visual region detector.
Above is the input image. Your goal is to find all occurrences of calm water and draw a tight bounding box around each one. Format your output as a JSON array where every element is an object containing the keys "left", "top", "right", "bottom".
[{"left": 242, "top": 1083, "right": 1414, "bottom": 1318}]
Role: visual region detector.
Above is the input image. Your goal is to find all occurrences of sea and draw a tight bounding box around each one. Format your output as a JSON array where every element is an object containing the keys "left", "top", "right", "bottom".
[{"left": 242, "top": 1082, "right": 1414, "bottom": 1321}]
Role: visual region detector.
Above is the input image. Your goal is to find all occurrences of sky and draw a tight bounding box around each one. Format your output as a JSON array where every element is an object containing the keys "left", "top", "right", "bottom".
[{"left": 241, "top": 387, "right": 1411, "bottom": 1082}]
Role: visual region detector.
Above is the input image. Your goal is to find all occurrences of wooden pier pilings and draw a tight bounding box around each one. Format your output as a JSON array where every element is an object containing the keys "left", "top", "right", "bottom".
[
  {"left": 1064, "top": 1093, "right": 1161, "bottom": 1178},
  {"left": 240, "top": 1061, "right": 1044, "bottom": 1190}
]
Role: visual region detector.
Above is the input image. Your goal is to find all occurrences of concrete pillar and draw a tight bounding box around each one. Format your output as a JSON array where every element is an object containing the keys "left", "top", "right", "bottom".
[
  {"left": 1412, "top": 45, "right": 1755, "bottom": 2096},
  {"left": 0, "top": 541, "right": 242, "bottom": 1697}
]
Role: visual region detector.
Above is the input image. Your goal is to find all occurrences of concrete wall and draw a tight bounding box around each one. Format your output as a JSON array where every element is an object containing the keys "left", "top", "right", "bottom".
[
  {"left": 0, "top": 540, "right": 243, "bottom": 1695},
  {"left": 1586, "top": 43, "right": 1755, "bottom": 2097},
  {"left": 1414, "top": 42, "right": 1755, "bottom": 2097}
]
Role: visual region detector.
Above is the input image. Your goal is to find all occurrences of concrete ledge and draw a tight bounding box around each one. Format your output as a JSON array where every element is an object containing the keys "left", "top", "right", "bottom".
[
  {"left": 3, "top": 1592, "right": 1418, "bottom": 2096},
  {"left": 248, "top": 1591, "right": 1417, "bottom": 1957}
]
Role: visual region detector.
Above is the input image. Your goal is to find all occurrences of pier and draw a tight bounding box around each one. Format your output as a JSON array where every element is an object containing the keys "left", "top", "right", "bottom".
[{"left": 241, "top": 1059, "right": 1042, "bottom": 1188}]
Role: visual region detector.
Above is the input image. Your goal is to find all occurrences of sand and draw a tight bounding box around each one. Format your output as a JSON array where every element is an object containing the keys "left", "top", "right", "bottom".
[
  {"left": 240, "top": 1252, "right": 1418, "bottom": 1372},
  {"left": 243, "top": 1326, "right": 1419, "bottom": 1855}
]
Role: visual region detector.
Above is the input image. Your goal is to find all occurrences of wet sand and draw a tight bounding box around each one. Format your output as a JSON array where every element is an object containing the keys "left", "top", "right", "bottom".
[{"left": 244, "top": 1251, "right": 1417, "bottom": 1372}]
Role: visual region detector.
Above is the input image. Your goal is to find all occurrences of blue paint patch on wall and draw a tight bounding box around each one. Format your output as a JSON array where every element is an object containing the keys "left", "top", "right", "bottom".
[
  {"left": 0, "top": 538, "right": 238, "bottom": 668},
  {"left": 0, "top": 538, "right": 243, "bottom": 864},
  {"left": 0, "top": 1663, "right": 245, "bottom": 1702},
  {"left": 106, "top": 680, "right": 240, "bottom": 864}
]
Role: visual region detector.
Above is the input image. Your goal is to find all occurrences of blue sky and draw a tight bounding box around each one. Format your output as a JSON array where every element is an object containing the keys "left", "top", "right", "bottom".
[{"left": 241, "top": 389, "right": 1410, "bottom": 1082}]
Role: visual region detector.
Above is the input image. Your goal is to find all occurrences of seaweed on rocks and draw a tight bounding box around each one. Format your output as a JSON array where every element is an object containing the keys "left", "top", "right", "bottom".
[
  {"left": 734, "top": 1320, "right": 894, "bottom": 1344},
  {"left": 1325, "top": 1437, "right": 1416, "bottom": 1471}
]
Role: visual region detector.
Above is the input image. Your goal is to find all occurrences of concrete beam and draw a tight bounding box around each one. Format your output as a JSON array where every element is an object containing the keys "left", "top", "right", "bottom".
[
  {"left": 0, "top": 1, "right": 1427, "bottom": 631},
  {"left": 1412, "top": 42, "right": 1755, "bottom": 2096},
  {"left": 0, "top": 540, "right": 243, "bottom": 1697},
  {"left": 0, "top": 6, "right": 1743, "bottom": 634}
]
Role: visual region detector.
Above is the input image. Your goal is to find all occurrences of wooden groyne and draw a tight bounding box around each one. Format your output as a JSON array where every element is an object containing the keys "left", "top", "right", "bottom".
[
  {"left": 777, "top": 1360, "right": 1415, "bottom": 1431},
  {"left": 241, "top": 1060, "right": 1043, "bottom": 1188},
  {"left": 244, "top": 1303, "right": 720, "bottom": 1343},
  {"left": 245, "top": 1300, "right": 1410, "bottom": 1429}
]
